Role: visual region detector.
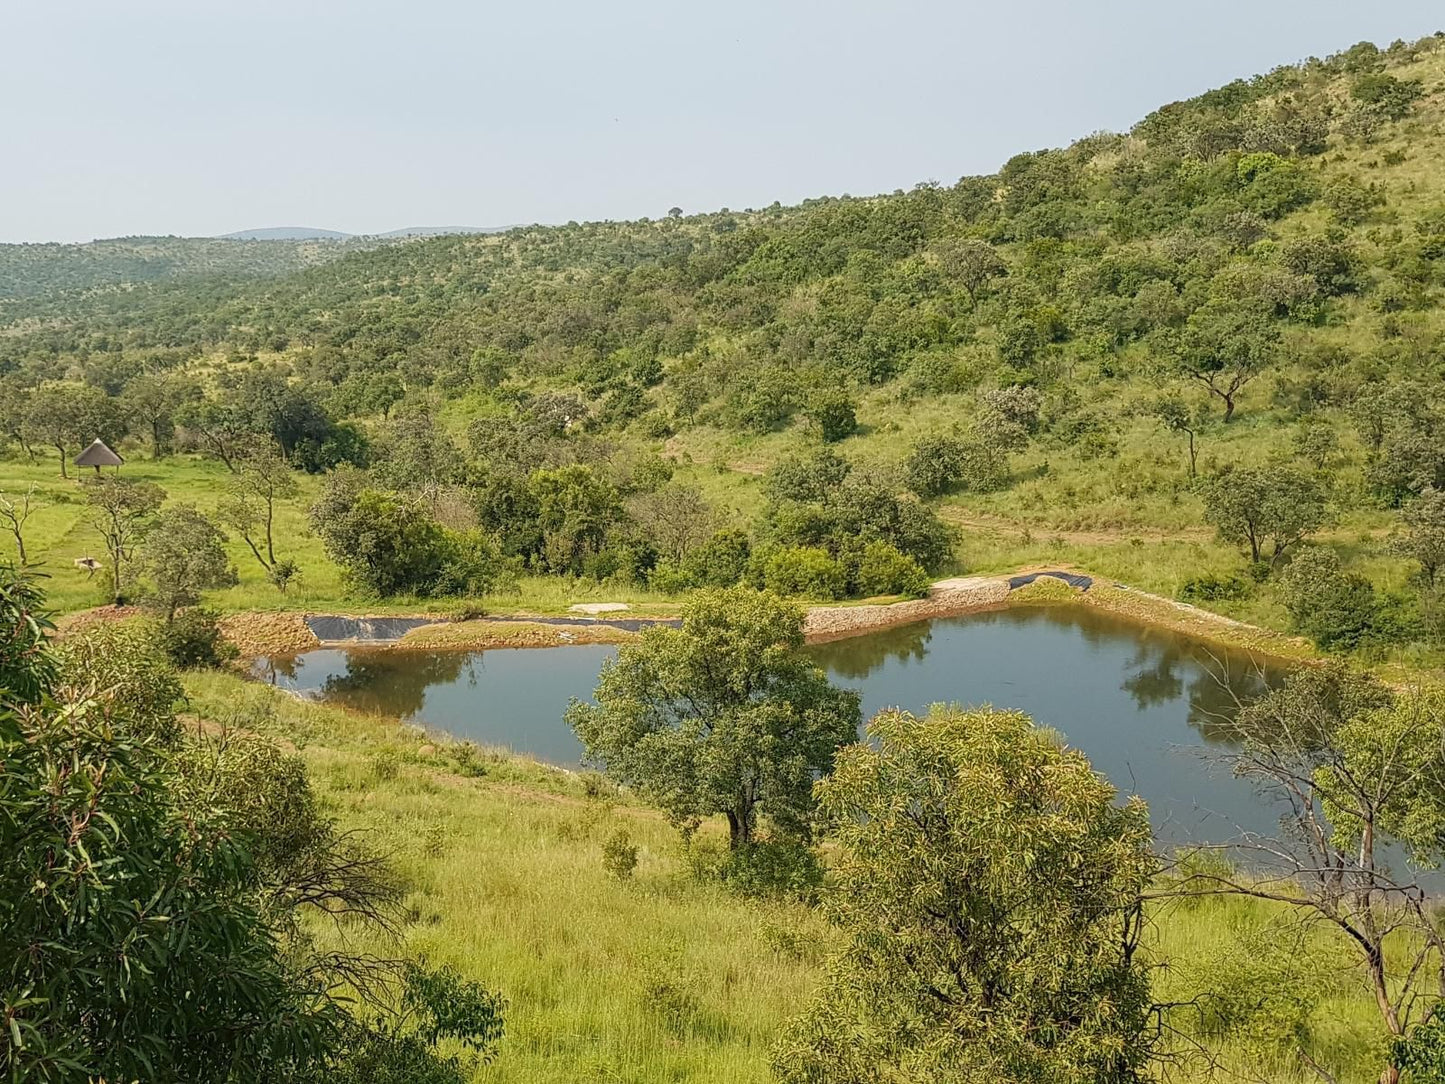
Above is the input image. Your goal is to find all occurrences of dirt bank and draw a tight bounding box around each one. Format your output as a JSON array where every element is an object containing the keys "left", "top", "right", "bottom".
[
  {"left": 803, "top": 576, "right": 1012, "bottom": 642},
  {"left": 396, "top": 619, "right": 641, "bottom": 650}
]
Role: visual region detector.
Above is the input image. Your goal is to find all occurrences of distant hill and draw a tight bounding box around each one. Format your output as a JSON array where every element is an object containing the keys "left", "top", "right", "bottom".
[
  {"left": 219, "top": 225, "right": 516, "bottom": 241},
  {"left": 220, "top": 227, "right": 352, "bottom": 241},
  {"left": 376, "top": 225, "right": 514, "bottom": 238}
]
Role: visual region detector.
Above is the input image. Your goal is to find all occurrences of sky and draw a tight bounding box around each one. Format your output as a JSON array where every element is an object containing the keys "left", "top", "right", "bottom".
[{"left": 4, "top": 0, "right": 1442, "bottom": 243}]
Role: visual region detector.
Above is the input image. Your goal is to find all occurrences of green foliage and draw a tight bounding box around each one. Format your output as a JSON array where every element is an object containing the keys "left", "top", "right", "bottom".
[
  {"left": 141, "top": 502, "right": 238, "bottom": 621},
  {"left": 0, "top": 564, "right": 55, "bottom": 706},
  {"left": 1202, "top": 465, "right": 1328, "bottom": 567},
  {"left": 1176, "top": 571, "right": 1252, "bottom": 603},
  {"left": 310, "top": 471, "right": 506, "bottom": 598},
  {"left": 774, "top": 706, "right": 1157, "bottom": 1083},
  {"left": 602, "top": 828, "right": 639, "bottom": 879},
  {"left": 0, "top": 687, "right": 337, "bottom": 1082},
  {"left": 82, "top": 474, "right": 166, "bottom": 605},
  {"left": 158, "top": 607, "right": 237, "bottom": 669},
  {"left": 566, "top": 587, "right": 861, "bottom": 847},
  {"left": 755, "top": 545, "right": 847, "bottom": 600},
  {"left": 1279, "top": 548, "right": 1381, "bottom": 650},
  {"left": 57, "top": 622, "right": 184, "bottom": 745},
  {"left": 844, "top": 539, "right": 930, "bottom": 597},
  {"left": 806, "top": 389, "right": 858, "bottom": 442}
]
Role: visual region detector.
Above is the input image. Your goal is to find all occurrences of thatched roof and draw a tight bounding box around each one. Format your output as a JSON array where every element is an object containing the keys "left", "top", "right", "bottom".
[{"left": 75, "top": 438, "right": 123, "bottom": 468}]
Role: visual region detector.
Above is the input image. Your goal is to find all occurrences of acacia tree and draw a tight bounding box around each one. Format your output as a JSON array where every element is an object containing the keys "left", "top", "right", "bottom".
[
  {"left": 24, "top": 381, "right": 121, "bottom": 479},
  {"left": 1172, "top": 307, "right": 1280, "bottom": 422},
  {"left": 566, "top": 587, "right": 861, "bottom": 848},
  {"left": 82, "top": 476, "right": 164, "bottom": 606},
  {"left": 122, "top": 370, "right": 200, "bottom": 458},
  {"left": 1202, "top": 465, "right": 1327, "bottom": 568},
  {"left": 141, "top": 504, "right": 237, "bottom": 623},
  {"left": 774, "top": 706, "right": 1158, "bottom": 1082},
  {"left": 1154, "top": 395, "right": 1200, "bottom": 480},
  {"left": 936, "top": 238, "right": 1008, "bottom": 302},
  {"left": 217, "top": 447, "right": 300, "bottom": 591},
  {"left": 1180, "top": 667, "right": 1445, "bottom": 1084}
]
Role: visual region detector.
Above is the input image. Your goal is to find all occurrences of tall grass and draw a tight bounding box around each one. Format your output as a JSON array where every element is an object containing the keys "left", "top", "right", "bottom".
[{"left": 181, "top": 669, "right": 1402, "bottom": 1083}]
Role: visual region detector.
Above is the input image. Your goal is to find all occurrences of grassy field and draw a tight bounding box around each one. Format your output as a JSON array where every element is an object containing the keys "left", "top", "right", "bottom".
[{"left": 179, "top": 667, "right": 1399, "bottom": 1083}]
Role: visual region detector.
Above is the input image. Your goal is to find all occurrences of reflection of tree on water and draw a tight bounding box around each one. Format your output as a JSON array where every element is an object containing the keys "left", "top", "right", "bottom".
[
  {"left": 320, "top": 649, "right": 478, "bottom": 719},
  {"left": 253, "top": 654, "right": 302, "bottom": 684},
  {"left": 1118, "top": 640, "right": 1282, "bottom": 747},
  {"left": 805, "top": 621, "right": 934, "bottom": 680}
]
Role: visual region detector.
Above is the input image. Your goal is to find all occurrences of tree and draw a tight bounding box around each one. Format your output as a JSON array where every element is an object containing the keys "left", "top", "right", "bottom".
[
  {"left": 1181, "top": 667, "right": 1445, "bottom": 1084},
  {"left": 310, "top": 481, "right": 451, "bottom": 597},
  {"left": 627, "top": 483, "right": 715, "bottom": 564},
  {"left": 566, "top": 587, "right": 861, "bottom": 848},
  {"left": 122, "top": 370, "right": 200, "bottom": 458},
  {"left": 530, "top": 464, "right": 625, "bottom": 575},
  {"left": 82, "top": 476, "right": 165, "bottom": 605},
  {"left": 806, "top": 389, "right": 858, "bottom": 442},
  {"left": 141, "top": 504, "right": 237, "bottom": 623},
  {"left": 177, "top": 397, "right": 259, "bottom": 472},
  {"left": 1393, "top": 488, "right": 1445, "bottom": 589},
  {"left": 1171, "top": 307, "right": 1281, "bottom": 422},
  {"left": 1154, "top": 396, "right": 1200, "bottom": 479},
  {"left": 1, "top": 580, "right": 504, "bottom": 1083},
  {"left": 773, "top": 706, "right": 1157, "bottom": 1083},
  {"left": 0, "top": 563, "right": 56, "bottom": 707},
  {"left": 0, "top": 485, "right": 38, "bottom": 565},
  {"left": 217, "top": 446, "right": 301, "bottom": 591},
  {"left": 1202, "top": 465, "right": 1327, "bottom": 568},
  {"left": 937, "top": 238, "right": 1007, "bottom": 301},
  {"left": 24, "top": 381, "right": 121, "bottom": 479},
  {"left": 1278, "top": 547, "right": 1379, "bottom": 651}
]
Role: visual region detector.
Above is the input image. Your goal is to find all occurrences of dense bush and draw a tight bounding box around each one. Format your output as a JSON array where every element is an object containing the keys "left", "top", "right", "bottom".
[
  {"left": 158, "top": 608, "right": 237, "bottom": 669},
  {"left": 755, "top": 545, "right": 848, "bottom": 599}
]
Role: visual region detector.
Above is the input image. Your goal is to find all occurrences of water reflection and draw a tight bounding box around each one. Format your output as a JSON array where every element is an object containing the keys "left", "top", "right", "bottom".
[{"left": 257, "top": 606, "right": 1293, "bottom": 842}]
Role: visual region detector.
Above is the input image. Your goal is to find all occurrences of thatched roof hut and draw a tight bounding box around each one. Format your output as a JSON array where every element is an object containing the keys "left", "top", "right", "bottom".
[{"left": 75, "top": 438, "right": 123, "bottom": 473}]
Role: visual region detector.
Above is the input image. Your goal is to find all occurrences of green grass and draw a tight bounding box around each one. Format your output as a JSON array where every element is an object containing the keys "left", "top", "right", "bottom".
[{"left": 179, "top": 668, "right": 1405, "bottom": 1083}]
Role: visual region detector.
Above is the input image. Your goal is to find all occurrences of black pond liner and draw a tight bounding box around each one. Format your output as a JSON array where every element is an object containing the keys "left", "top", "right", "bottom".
[
  {"left": 1007, "top": 570, "right": 1094, "bottom": 592},
  {"left": 305, "top": 616, "right": 442, "bottom": 643}
]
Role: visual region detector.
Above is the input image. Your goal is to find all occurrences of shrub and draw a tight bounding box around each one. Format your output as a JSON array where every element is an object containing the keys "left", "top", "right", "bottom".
[
  {"left": 1279, "top": 548, "right": 1378, "bottom": 651},
  {"left": 756, "top": 546, "right": 847, "bottom": 600},
  {"left": 807, "top": 389, "right": 858, "bottom": 442},
  {"left": 1177, "top": 573, "right": 1253, "bottom": 604},
  {"left": 601, "top": 828, "right": 639, "bottom": 879},
  {"left": 718, "top": 839, "right": 825, "bottom": 903},
  {"left": 681, "top": 528, "right": 753, "bottom": 587},
  {"left": 846, "top": 540, "right": 930, "bottom": 598},
  {"left": 159, "top": 608, "right": 238, "bottom": 669}
]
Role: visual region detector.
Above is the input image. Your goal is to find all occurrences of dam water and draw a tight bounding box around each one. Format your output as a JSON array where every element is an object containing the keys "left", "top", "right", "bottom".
[{"left": 255, "top": 605, "right": 1288, "bottom": 842}]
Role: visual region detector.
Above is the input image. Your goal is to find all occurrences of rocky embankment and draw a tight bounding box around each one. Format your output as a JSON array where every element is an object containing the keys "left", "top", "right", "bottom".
[{"left": 803, "top": 576, "right": 1011, "bottom": 642}]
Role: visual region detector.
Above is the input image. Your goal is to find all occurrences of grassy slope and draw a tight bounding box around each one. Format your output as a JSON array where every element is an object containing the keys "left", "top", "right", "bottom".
[{"left": 183, "top": 668, "right": 1396, "bottom": 1083}]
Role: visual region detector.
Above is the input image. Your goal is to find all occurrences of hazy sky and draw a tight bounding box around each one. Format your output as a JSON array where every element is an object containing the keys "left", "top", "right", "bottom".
[{"left": 5, "top": 1, "right": 1441, "bottom": 242}]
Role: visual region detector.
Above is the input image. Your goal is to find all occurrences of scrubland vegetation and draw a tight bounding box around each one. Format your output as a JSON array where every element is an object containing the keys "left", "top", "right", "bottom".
[{"left": 10, "top": 30, "right": 1445, "bottom": 1084}]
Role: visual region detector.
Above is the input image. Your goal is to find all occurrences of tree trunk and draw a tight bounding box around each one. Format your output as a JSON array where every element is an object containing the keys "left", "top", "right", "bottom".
[
  {"left": 1222, "top": 394, "right": 1236, "bottom": 423},
  {"left": 56, "top": 445, "right": 68, "bottom": 479},
  {"left": 1186, "top": 431, "right": 1197, "bottom": 480}
]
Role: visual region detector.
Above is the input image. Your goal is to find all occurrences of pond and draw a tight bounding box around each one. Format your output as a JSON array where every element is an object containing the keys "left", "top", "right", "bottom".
[{"left": 254, "top": 605, "right": 1288, "bottom": 842}]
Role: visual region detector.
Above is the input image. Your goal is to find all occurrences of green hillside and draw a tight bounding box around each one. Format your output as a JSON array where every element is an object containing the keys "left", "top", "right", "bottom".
[{"left": 4, "top": 34, "right": 1445, "bottom": 661}]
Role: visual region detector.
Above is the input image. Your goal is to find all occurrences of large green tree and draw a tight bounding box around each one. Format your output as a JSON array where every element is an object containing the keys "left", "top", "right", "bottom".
[
  {"left": 141, "top": 503, "right": 238, "bottom": 622},
  {"left": 774, "top": 706, "right": 1158, "bottom": 1083},
  {"left": 566, "top": 587, "right": 861, "bottom": 847},
  {"left": 1202, "top": 465, "right": 1327, "bottom": 568}
]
